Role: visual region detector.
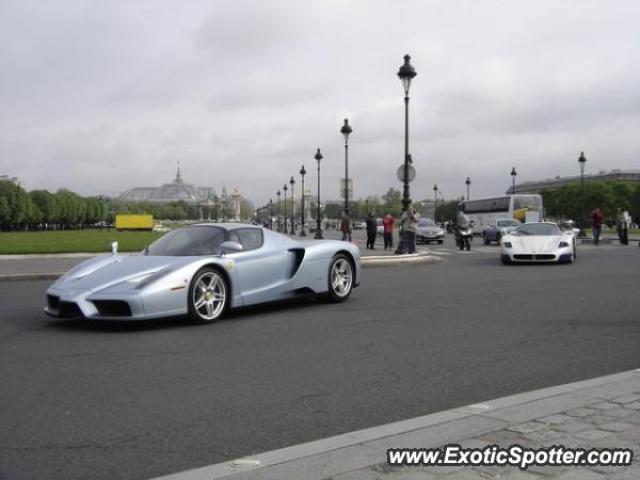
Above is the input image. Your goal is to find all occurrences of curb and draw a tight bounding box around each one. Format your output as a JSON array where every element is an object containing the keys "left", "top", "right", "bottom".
[
  {"left": 361, "top": 252, "right": 441, "bottom": 267},
  {"left": 0, "top": 253, "right": 438, "bottom": 281},
  {"left": 150, "top": 369, "right": 640, "bottom": 480}
]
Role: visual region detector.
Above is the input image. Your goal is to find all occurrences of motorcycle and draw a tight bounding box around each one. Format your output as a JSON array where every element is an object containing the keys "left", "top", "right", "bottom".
[{"left": 455, "top": 225, "right": 473, "bottom": 251}]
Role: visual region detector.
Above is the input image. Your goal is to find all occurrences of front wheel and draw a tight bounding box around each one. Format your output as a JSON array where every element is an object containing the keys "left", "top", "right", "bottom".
[
  {"left": 323, "top": 254, "right": 354, "bottom": 303},
  {"left": 464, "top": 237, "right": 471, "bottom": 251},
  {"left": 188, "top": 267, "right": 229, "bottom": 324}
]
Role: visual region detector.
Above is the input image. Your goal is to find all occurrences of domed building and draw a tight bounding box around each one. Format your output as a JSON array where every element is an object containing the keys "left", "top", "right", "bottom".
[{"left": 119, "top": 163, "right": 214, "bottom": 204}]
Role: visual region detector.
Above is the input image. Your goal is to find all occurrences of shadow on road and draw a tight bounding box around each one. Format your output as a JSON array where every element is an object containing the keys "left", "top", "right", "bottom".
[{"left": 46, "top": 295, "right": 323, "bottom": 333}]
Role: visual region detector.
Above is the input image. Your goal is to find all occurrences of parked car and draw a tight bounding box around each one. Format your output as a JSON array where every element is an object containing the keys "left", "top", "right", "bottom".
[
  {"left": 482, "top": 218, "right": 521, "bottom": 244},
  {"left": 415, "top": 218, "right": 444, "bottom": 244},
  {"left": 44, "top": 223, "right": 361, "bottom": 324},
  {"left": 500, "top": 222, "right": 576, "bottom": 265}
]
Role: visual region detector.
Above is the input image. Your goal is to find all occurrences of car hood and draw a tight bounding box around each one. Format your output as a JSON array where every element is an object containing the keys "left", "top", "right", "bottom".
[
  {"left": 506, "top": 235, "right": 566, "bottom": 252},
  {"left": 52, "top": 254, "right": 198, "bottom": 292}
]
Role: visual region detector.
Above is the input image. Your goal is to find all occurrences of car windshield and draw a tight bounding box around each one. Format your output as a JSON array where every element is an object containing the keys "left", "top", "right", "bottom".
[
  {"left": 497, "top": 220, "right": 521, "bottom": 227},
  {"left": 147, "top": 226, "right": 225, "bottom": 256},
  {"left": 417, "top": 218, "right": 435, "bottom": 227},
  {"left": 512, "top": 223, "right": 562, "bottom": 236}
]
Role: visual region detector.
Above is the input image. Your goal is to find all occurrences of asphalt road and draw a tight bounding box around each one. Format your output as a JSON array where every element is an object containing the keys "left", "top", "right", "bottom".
[{"left": 1, "top": 239, "right": 639, "bottom": 480}]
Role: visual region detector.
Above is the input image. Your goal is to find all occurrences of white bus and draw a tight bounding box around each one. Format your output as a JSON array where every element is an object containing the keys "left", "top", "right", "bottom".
[{"left": 462, "top": 194, "right": 543, "bottom": 234}]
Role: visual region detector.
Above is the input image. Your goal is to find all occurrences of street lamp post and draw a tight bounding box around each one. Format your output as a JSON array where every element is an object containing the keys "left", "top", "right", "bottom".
[
  {"left": 213, "top": 195, "right": 219, "bottom": 222},
  {"left": 283, "top": 184, "right": 288, "bottom": 234},
  {"left": 340, "top": 119, "right": 352, "bottom": 214},
  {"left": 299, "top": 166, "right": 306, "bottom": 236},
  {"left": 269, "top": 198, "right": 273, "bottom": 230},
  {"left": 433, "top": 184, "right": 438, "bottom": 220},
  {"left": 466, "top": 177, "right": 471, "bottom": 200},
  {"left": 276, "top": 190, "right": 281, "bottom": 232},
  {"left": 314, "top": 148, "right": 323, "bottom": 239},
  {"left": 289, "top": 176, "right": 296, "bottom": 234},
  {"left": 510, "top": 167, "right": 517, "bottom": 195},
  {"left": 398, "top": 54, "right": 417, "bottom": 212},
  {"left": 578, "top": 151, "right": 587, "bottom": 236}
]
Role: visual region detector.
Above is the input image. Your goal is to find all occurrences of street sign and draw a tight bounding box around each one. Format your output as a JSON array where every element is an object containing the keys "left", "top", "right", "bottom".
[
  {"left": 340, "top": 178, "right": 353, "bottom": 199},
  {"left": 396, "top": 164, "right": 416, "bottom": 183}
]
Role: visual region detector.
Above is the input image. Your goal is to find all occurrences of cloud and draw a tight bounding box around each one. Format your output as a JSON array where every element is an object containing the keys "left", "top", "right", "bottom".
[{"left": 1, "top": 0, "right": 639, "bottom": 203}]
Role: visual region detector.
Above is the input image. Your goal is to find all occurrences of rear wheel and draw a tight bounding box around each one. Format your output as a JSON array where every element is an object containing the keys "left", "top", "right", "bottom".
[
  {"left": 188, "top": 267, "right": 229, "bottom": 324},
  {"left": 323, "top": 254, "right": 354, "bottom": 303},
  {"left": 483, "top": 234, "right": 489, "bottom": 245}
]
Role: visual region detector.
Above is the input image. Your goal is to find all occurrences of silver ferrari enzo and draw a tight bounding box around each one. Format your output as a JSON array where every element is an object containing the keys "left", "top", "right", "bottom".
[{"left": 44, "top": 223, "right": 361, "bottom": 323}]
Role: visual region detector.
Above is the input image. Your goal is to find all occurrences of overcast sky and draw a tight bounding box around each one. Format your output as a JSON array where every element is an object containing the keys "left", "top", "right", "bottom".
[{"left": 1, "top": 0, "right": 639, "bottom": 205}]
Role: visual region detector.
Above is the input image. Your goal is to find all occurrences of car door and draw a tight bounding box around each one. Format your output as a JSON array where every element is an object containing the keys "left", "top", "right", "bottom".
[{"left": 226, "top": 228, "right": 289, "bottom": 303}]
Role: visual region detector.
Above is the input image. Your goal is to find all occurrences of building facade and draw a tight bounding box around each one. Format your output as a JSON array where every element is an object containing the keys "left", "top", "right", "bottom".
[{"left": 508, "top": 169, "right": 640, "bottom": 194}]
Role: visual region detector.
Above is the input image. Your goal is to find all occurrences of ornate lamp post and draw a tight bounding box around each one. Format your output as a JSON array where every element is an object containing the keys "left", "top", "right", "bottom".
[
  {"left": 283, "top": 184, "right": 288, "bottom": 234},
  {"left": 269, "top": 198, "right": 274, "bottom": 230},
  {"left": 398, "top": 54, "right": 417, "bottom": 212},
  {"left": 299, "top": 165, "right": 307, "bottom": 236},
  {"left": 289, "top": 176, "right": 296, "bottom": 234},
  {"left": 465, "top": 177, "right": 471, "bottom": 200},
  {"left": 578, "top": 151, "right": 587, "bottom": 236},
  {"left": 340, "top": 119, "right": 352, "bottom": 214},
  {"left": 433, "top": 184, "right": 438, "bottom": 220},
  {"left": 213, "top": 194, "right": 219, "bottom": 222},
  {"left": 314, "top": 148, "right": 323, "bottom": 239},
  {"left": 510, "top": 167, "right": 517, "bottom": 195},
  {"left": 276, "top": 190, "right": 281, "bottom": 232}
]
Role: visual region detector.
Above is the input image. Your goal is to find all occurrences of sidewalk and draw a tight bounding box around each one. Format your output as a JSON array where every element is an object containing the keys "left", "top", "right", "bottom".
[{"left": 153, "top": 370, "right": 640, "bottom": 480}]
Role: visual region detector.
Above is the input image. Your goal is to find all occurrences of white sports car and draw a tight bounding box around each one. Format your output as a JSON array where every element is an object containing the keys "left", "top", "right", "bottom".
[{"left": 500, "top": 222, "right": 576, "bottom": 265}]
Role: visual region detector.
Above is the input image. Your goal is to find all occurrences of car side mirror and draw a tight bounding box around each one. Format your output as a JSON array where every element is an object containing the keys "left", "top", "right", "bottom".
[{"left": 220, "top": 241, "right": 243, "bottom": 254}]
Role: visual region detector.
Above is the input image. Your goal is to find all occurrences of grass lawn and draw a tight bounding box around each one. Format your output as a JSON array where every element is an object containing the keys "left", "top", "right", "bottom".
[{"left": 0, "top": 229, "right": 165, "bottom": 255}]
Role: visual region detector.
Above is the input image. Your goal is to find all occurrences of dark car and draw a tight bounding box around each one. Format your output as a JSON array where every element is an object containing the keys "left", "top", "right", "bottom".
[
  {"left": 482, "top": 218, "right": 521, "bottom": 244},
  {"left": 415, "top": 218, "right": 444, "bottom": 244}
]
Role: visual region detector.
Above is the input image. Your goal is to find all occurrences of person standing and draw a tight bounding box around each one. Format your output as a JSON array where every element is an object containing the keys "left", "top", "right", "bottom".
[
  {"left": 617, "top": 208, "right": 630, "bottom": 245},
  {"left": 399, "top": 203, "right": 419, "bottom": 254},
  {"left": 382, "top": 212, "right": 395, "bottom": 250},
  {"left": 340, "top": 210, "right": 352, "bottom": 242},
  {"left": 591, "top": 207, "right": 604, "bottom": 246},
  {"left": 365, "top": 212, "right": 377, "bottom": 250}
]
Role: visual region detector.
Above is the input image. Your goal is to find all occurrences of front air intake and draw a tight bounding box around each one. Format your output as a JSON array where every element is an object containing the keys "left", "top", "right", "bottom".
[{"left": 92, "top": 300, "right": 132, "bottom": 317}]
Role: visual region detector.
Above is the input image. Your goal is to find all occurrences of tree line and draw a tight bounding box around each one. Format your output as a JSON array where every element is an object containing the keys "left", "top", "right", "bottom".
[{"left": 0, "top": 180, "right": 255, "bottom": 231}]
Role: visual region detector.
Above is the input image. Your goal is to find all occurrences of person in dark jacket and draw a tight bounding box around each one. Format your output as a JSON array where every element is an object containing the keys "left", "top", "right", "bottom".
[{"left": 365, "top": 212, "right": 377, "bottom": 249}]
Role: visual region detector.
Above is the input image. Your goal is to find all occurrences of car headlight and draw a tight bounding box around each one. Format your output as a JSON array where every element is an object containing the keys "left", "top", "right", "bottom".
[
  {"left": 503, "top": 241, "right": 512, "bottom": 248},
  {"left": 558, "top": 241, "right": 569, "bottom": 247}
]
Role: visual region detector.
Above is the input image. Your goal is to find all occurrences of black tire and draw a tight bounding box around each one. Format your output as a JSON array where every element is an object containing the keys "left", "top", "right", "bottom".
[
  {"left": 501, "top": 256, "right": 512, "bottom": 265},
  {"left": 437, "top": 240, "right": 443, "bottom": 244},
  {"left": 483, "top": 234, "right": 489, "bottom": 245},
  {"left": 464, "top": 237, "right": 471, "bottom": 251},
  {"left": 323, "top": 254, "right": 354, "bottom": 303},
  {"left": 188, "top": 267, "right": 229, "bottom": 324},
  {"left": 496, "top": 232, "right": 501, "bottom": 244}
]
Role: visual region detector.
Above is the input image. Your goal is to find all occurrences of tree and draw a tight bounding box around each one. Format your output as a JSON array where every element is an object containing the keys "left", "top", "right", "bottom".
[{"left": 382, "top": 188, "right": 402, "bottom": 217}]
